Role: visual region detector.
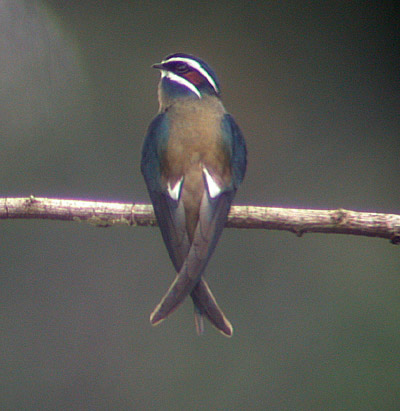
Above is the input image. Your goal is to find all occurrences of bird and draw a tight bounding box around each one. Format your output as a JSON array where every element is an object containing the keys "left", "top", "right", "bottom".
[{"left": 141, "top": 53, "right": 247, "bottom": 336}]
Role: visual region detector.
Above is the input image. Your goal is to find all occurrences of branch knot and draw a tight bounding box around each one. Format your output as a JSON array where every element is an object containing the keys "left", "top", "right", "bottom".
[{"left": 0, "top": 197, "right": 398, "bottom": 244}]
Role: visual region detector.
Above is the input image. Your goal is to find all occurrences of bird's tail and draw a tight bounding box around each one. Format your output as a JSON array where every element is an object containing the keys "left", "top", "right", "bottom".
[
  {"left": 191, "top": 279, "right": 233, "bottom": 337},
  {"left": 149, "top": 266, "right": 196, "bottom": 327},
  {"left": 149, "top": 275, "right": 233, "bottom": 337}
]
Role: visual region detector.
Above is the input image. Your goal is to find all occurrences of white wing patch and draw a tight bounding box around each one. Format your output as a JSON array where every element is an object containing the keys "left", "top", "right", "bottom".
[
  {"left": 203, "top": 167, "right": 222, "bottom": 199},
  {"left": 167, "top": 177, "right": 184, "bottom": 201}
]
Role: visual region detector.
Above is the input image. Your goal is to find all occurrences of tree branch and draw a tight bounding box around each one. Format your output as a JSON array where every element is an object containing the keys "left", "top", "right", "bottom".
[{"left": 1, "top": 196, "right": 399, "bottom": 244}]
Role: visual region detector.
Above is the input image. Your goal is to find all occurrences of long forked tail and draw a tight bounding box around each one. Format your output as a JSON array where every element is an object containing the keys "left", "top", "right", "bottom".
[
  {"left": 149, "top": 275, "right": 233, "bottom": 337},
  {"left": 191, "top": 279, "right": 233, "bottom": 337},
  {"left": 149, "top": 267, "right": 195, "bottom": 327},
  {"left": 150, "top": 187, "right": 234, "bottom": 335},
  {"left": 150, "top": 237, "right": 208, "bottom": 327}
]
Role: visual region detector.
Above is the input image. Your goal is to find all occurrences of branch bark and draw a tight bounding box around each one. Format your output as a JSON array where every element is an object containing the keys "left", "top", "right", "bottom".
[{"left": 1, "top": 196, "right": 399, "bottom": 244}]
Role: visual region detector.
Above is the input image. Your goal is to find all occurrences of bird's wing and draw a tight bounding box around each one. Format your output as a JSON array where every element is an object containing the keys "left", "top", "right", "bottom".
[
  {"left": 191, "top": 279, "right": 233, "bottom": 337},
  {"left": 187, "top": 114, "right": 247, "bottom": 335},
  {"left": 221, "top": 114, "right": 247, "bottom": 189},
  {"left": 149, "top": 110, "right": 250, "bottom": 325},
  {"left": 141, "top": 113, "right": 190, "bottom": 271},
  {"left": 142, "top": 113, "right": 247, "bottom": 333},
  {"left": 149, "top": 175, "right": 235, "bottom": 326}
]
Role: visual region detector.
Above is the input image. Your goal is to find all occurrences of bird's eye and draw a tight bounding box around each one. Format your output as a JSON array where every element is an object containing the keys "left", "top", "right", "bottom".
[{"left": 174, "top": 62, "right": 189, "bottom": 73}]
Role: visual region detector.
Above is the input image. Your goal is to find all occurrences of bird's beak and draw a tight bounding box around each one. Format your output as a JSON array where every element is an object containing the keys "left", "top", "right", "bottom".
[{"left": 152, "top": 63, "right": 164, "bottom": 70}]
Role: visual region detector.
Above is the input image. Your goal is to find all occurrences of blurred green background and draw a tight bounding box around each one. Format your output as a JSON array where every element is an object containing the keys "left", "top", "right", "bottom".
[{"left": 1, "top": 1, "right": 399, "bottom": 409}]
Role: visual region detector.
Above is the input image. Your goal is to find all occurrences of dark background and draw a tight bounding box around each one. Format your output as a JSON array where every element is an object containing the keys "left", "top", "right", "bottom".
[{"left": 1, "top": 1, "right": 399, "bottom": 409}]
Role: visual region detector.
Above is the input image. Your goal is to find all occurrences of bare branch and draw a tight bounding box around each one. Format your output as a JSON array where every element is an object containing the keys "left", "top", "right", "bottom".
[{"left": 1, "top": 196, "right": 399, "bottom": 244}]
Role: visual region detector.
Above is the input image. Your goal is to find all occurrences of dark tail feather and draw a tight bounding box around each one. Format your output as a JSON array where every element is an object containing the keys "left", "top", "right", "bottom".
[
  {"left": 149, "top": 265, "right": 197, "bottom": 326},
  {"left": 194, "top": 305, "right": 205, "bottom": 336},
  {"left": 149, "top": 275, "right": 233, "bottom": 337},
  {"left": 191, "top": 279, "right": 233, "bottom": 337}
]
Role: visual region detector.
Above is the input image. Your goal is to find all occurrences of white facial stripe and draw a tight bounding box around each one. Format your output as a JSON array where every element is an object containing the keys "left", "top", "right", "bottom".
[
  {"left": 167, "top": 177, "right": 184, "bottom": 201},
  {"left": 161, "top": 57, "right": 219, "bottom": 94},
  {"left": 203, "top": 167, "right": 222, "bottom": 198},
  {"left": 162, "top": 70, "right": 201, "bottom": 99}
]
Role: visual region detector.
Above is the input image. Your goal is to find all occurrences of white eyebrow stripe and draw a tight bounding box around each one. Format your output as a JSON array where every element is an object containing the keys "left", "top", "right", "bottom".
[
  {"left": 162, "top": 71, "right": 201, "bottom": 99},
  {"left": 161, "top": 57, "right": 219, "bottom": 94},
  {"left": 203, "top": 167, "right": 222, "bottom": 199},
  {"left": 167, "top": 177, "right": 184, "bottom": 201}
]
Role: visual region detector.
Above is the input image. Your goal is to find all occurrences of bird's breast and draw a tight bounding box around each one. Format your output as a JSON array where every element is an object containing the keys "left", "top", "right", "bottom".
[
  {"left": 162, "top": 97, "right": 230, "bottom": 184},
  {"left": 160, "top": 97, "right": 232, "bottom": 240}
]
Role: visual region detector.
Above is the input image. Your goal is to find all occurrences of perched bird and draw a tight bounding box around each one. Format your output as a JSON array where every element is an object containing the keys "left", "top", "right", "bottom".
[{"left": 141, "top": 53, "right": 246, "bottom": 336}]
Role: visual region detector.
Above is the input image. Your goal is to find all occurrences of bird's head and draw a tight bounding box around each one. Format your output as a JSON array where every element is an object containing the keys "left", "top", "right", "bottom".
[{"left": 152, "top": 53, "right": 221, "bottom": 109}]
